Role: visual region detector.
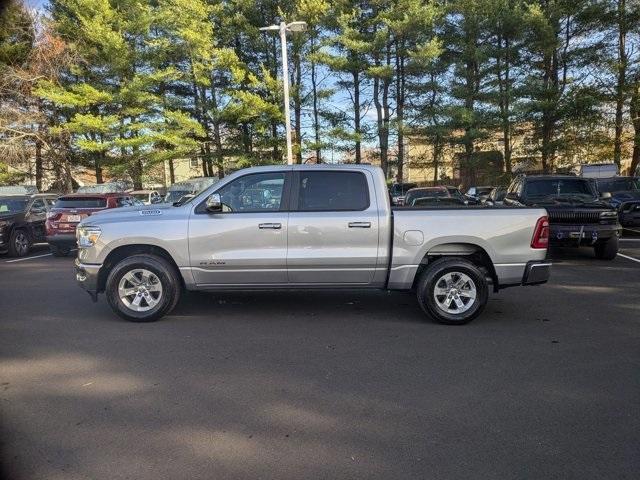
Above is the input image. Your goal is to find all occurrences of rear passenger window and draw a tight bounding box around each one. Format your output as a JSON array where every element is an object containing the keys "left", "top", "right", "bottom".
[{"left": 297, "top": 171, "right": 369, "bottom": 211}]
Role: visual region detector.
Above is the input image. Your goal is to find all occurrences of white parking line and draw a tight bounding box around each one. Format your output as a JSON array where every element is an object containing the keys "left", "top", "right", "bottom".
[
  {"left": 4, "top": 249, "right": 76, "bottom": 263},
  {"left": 620, "top": 238, "right": 640, "bottom": 242},
  {"left": 623, "top": 227, "right": 640, "bottom": 234},
  {"left": 5, "top": 253, "right": 52, "bottom": 263},
  {"left": 617, "top": 253, "right": 640, "bottom": 264}
]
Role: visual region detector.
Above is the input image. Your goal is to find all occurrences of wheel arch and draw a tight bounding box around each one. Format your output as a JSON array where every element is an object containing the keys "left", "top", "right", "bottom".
[
  {"left": 97, "top": 244, "right": 183, "bottom": 293},
  {"left": 411, "top": 242, "right": 499, "bottom": 292}
]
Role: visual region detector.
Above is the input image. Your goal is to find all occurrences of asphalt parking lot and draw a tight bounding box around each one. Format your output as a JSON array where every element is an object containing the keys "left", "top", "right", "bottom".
[{"left": 1, "top": 235, "right": 639, "bottom": 480}]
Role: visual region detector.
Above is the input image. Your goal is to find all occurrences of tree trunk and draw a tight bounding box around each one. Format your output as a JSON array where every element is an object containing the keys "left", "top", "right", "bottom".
[
  {"left": 395, "top": 42, "right": 406, "bottom": 183},
  {"left": 168, "top": 159, "right": 175, "bottom": 184},
  {"left": 131, "top": 158, "right": 143, "bottom": 190},
  {"left": 35, "top": 139, "right": 43, "bottom": 191},
  {"left": 372, "top": 33, "right": 389, "bottom": 178},
  {"left": 353, "top": 70, "right": 361, "bottom": 164},
  {"left": 463, "top": 54, "right": 476, "bottom": 171},
  {"left": 210, "top": 83, "right": 225, "bottom": 178},
  {"left": 310, "top": 37, "right": 321, "bottom": 163},
  {"left": 373, "top": 74, "right": 386, "bottom": 176},
  {"left": 497, "top": 33, "right": 512, "bottom": 173},
  {"left": 293, "top": 44, "right": 303, "bottom": 164},
  {"left": 432, "top": 138, "right": 442, "bottom": 183},
  {"left": 630, "top": 80, "right": 640, "bottom": 175},
  {"left": 613, "top": 0, "right": 627, "bottom": 168},
  {"left": 95, "top": 153, "right": 103, "bottom": 184}
]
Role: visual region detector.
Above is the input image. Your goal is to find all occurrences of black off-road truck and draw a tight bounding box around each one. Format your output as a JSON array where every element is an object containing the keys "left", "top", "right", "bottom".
[{"left": 504, "top": 174, "right": 621, "bottom": 260}]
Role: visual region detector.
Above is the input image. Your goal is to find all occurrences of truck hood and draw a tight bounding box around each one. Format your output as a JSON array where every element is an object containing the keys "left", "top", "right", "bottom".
[
  {"left": 0, "top": 212, "right": 20, "bottom": 222},
  {"left": 611, "top": 190, "right": 640, "bottom": 201},
  {"left": 79, "top": 203, "right": 185, "bottom": 226}
]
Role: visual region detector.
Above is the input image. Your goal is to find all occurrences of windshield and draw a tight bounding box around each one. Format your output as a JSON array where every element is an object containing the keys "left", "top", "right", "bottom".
[
  {"left": 165, "top": 190, "right": 191, "bottom": 203},
  {"left": 390, "top": 184, "right": 417, "bottom": 196},
  {"left": 55, "top": 197, "right": 107, "bottom": 209},
  {"left": 597, "top": 178, "right": 640, "bottom": 192},
  {"left": 0, "top": 197, "right": 29, "bottom": 214},
  {"left": 405, "top": 189, "right": 448, "bottom": 205},
  {"left": 77, "top": 183, "right": 126, "bottom": 194},
  {"left": 411, "top": 197, "right": 466, "bottom": 207},
  {"left": 525, "top": 179, "right": 595, "bottom": 199}
]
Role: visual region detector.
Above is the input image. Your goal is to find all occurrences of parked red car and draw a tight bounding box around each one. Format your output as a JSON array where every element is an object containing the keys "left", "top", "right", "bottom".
[{"left": 46, "top": 193, "right": 135, "bottom": 256}]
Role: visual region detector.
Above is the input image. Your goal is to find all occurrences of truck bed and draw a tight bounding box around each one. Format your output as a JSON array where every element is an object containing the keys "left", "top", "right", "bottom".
[{"left": 386, "top": 206, "right": 548, "bottom": 289}]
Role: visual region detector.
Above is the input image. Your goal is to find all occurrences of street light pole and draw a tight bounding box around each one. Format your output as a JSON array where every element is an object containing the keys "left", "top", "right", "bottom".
[{"left": 260, "top": 21, "right": 307, "bottom": 166}]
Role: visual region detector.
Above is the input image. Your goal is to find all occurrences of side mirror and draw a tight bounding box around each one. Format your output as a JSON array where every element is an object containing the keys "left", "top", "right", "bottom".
[
  {"left": 600, "top": 192, "right": 612, "bottom": 200},
  {"left": 206, "top": 193, "right": 222, "bottom": 212}
]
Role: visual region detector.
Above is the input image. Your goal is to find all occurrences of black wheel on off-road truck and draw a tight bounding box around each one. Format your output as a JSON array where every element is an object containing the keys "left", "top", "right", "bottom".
[
  {"left": 416, "top": 257, "right": 489, "bottom": 325},
  {"left": 594, "top": 236, "right": 618, "bottom": 260},
  {"left": 105, "top": 254, "right": 181, "bottom": 322}
]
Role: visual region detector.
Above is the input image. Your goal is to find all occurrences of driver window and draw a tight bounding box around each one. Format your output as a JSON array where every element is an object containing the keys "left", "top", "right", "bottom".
[
  {"left": 217, "top": 172, "right": 285, "bottom": 213},
  {"left": 30, "top": 199, "right": 46, "bottom": 214}
]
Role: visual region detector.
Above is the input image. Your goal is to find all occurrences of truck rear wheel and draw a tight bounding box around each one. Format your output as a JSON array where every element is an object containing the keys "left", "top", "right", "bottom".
[
  {"left": 416, "top": 257, "right": 489, "bottom": 325},
  {"left": 593, "top": 237, "right": 618, "bottom": 260},
  {"left": 105, "top": 254, "right": 181, "bottom": 322}
]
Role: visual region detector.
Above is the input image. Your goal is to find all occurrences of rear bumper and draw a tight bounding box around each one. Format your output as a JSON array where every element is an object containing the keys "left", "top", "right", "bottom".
[
  {"left": 47, "top": 234, "right": 77, "bottom": 248},
  {"left": 522, "top": 261, "right": 552, "bottom": 285},
  {"left": 549, "top": 223, "right": 621, "bottom": 246},
  {"left": 75, "top": 258, "right": 102, "bottom": 302}
]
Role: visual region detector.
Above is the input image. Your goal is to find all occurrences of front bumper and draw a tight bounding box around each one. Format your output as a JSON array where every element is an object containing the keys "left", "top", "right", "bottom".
[
  {"left": 47, "top": 234, "right": 77, "bottom": 248},
  {"left": 75, "top": 258, "right": 102, "bottom": 302},
  {"left": 549, "top": 223, "right": 621, "bottom": 247},
  {"left": 522, "top": 261, "right": 552, "bottom": 285}
]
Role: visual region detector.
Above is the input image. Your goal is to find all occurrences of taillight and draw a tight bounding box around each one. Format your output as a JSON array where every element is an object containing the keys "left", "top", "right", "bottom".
[
  {"left": 531, "top": 216, "right": 549, "bottom": 249},
  {"left": 46, "top": 212, "right": 62, "bottom": 221}
]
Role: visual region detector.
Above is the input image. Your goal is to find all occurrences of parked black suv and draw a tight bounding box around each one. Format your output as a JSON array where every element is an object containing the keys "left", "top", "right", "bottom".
[
  {"left": 504, "top": 175, "right": 621, "bottom": 259},
  {"left": 594, "top": 176, "right": 640, "bottom": 228},
  {"left": 0, "top": 192, "right": 58, "bottom": 257}
]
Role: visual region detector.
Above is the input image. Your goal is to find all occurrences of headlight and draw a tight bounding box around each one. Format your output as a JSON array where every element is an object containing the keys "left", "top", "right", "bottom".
[
  {"left": 76, "top": 226, "right": 102, "bottom": 247},
  {"left": 599, "top": 211, "right": 618, "bottom": 219}
]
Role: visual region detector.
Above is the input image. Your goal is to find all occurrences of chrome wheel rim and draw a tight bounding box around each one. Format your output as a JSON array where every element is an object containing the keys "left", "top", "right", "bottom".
[
  {"left": 118, "top": 269, "right": 163, "bottom": 312},
  {"left": 15, "top": 232, "right": 29, "bottom": 256},
  {"left": 433, "top": 272, "right": 476, "bottom": 315}
]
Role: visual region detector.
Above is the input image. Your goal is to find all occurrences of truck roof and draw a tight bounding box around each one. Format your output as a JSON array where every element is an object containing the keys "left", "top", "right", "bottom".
[{"left": 231, "top": 164, "right": 384, "bottom": 174}]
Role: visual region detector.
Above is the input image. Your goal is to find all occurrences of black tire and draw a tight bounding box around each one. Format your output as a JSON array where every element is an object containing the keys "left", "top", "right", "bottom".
[
  {"left": 8, "top": 229, "right": 31, "bottom": 257},
  {"left": 49, "top": 244, "right": 71, "bottom": 257},
  {"left": 594, "top": 236, "right": 618, "bottom": 260},
  {"left": 105, "top": 254, "right": 181, "bottom": 322},
  {"left": 416, "top": 257, "right": 489, "bottom": 325}
]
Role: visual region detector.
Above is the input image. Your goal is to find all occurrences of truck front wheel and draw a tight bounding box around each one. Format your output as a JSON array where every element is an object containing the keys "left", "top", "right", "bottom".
[
  {"left": 105, "top": 254, "right": 181, "bottom": 322},
  {"left": 416, "top": 257, "right": 489, "bottom": 325},
  {"left": 593, "top": 237, "right": 618, "bottom": 260}
]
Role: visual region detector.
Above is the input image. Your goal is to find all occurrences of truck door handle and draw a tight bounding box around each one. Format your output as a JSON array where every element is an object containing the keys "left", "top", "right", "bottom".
[
  {"left": 348, "top": 222, "right": 371, "bottom": 228},
  {"left": 258, "top": 223, "right": 281, "bottom": 229}
]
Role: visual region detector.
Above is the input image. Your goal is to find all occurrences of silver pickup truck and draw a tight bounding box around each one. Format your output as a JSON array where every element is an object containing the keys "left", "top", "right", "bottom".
[{"left": 75, "top": 165, "right": 551, "bottom": 325}]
